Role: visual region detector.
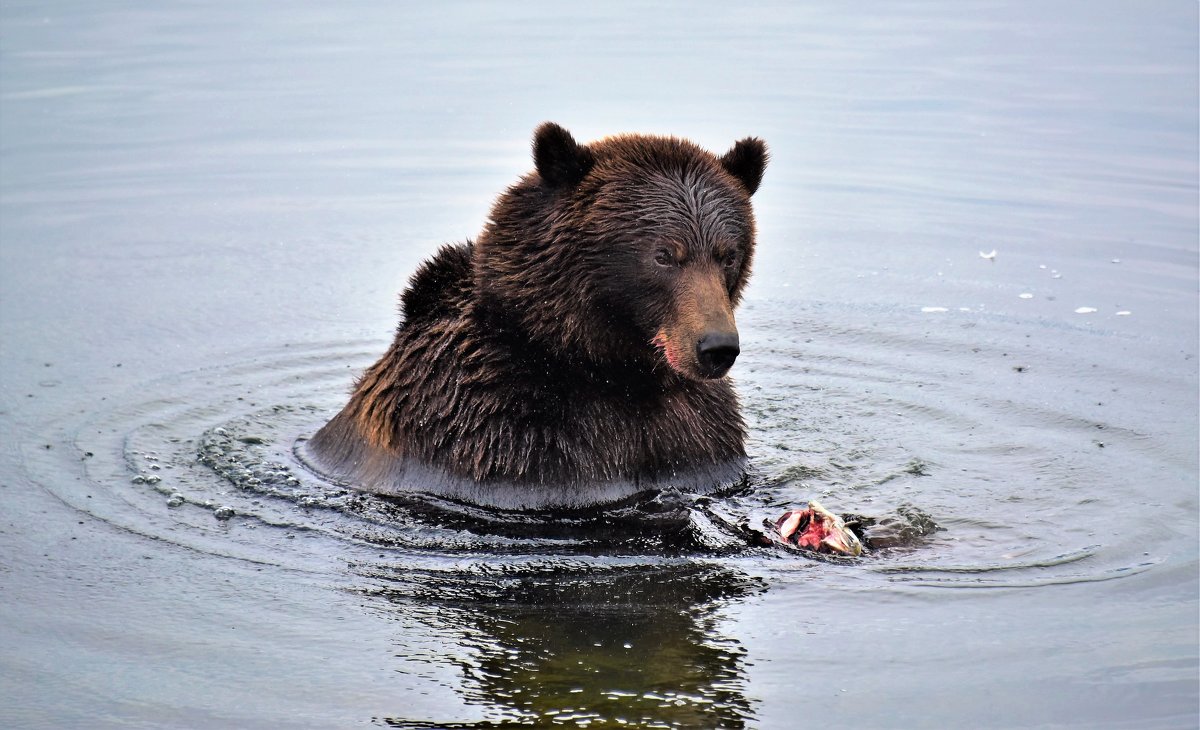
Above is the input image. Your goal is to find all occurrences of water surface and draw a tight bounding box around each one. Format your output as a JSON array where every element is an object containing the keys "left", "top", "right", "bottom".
[{"left": 1, "top": 2, "right": 1196, "bottom": 728}]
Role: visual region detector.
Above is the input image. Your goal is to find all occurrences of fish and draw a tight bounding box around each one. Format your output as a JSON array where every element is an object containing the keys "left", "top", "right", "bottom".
[{"left": 769, "top": 500, "right": 864, "bottom": 557}]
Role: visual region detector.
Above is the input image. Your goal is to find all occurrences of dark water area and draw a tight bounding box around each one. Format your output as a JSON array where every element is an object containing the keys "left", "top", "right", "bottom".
[{"left": 2, "top": 2, "right": 1197, "bottom": 728}]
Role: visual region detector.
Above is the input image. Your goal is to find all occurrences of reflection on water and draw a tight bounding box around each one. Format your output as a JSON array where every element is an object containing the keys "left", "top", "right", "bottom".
[{"left": 369, "top": 563, "right": 759, "bottom": 728}]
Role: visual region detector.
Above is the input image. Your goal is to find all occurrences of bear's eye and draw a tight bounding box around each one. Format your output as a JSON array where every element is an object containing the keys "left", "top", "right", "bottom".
[
  {"left": 720, "top": 252, "right": 739, "bottom": 269},
  {"left": 654, "top": 249, "right": 675, "bottom": 267}
]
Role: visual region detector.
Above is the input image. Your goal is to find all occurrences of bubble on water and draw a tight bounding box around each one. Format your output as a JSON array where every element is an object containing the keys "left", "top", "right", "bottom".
[
  {"left": 166, "top": 493, "right": 185, "bottom": 508},
  {"left": 1075, "top": 307, "right": 1097, "bottom": 314},
  {"left": 1018, "top": 293, "right": 1033, "bottom": 299},
  {"left": 214, "top": 506, "right": 235, "bottom": 521}
]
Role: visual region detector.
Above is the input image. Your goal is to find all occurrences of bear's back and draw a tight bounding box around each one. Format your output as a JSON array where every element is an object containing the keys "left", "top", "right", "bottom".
[{"left": 399, "top": 241, "right": 474, "bottom": 327}]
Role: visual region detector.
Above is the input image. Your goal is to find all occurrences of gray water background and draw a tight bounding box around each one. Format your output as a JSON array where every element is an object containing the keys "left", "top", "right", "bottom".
[{"left": 1, "top": 2, "right": 1197, "bottom": 728}]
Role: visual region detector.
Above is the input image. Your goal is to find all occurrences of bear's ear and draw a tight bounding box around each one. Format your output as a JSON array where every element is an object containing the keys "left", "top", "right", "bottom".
[
  {"left": 720, "top": 137, "right": 768, "bottom": 196},
  {"left": 533, "top": 122, "right": 595, "bottom": 188}
]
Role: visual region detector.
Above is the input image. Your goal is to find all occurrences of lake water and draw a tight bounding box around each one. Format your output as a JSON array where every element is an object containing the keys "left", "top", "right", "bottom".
[{"left": 1, "top": 2, "right": 1197, "bottom": 728}]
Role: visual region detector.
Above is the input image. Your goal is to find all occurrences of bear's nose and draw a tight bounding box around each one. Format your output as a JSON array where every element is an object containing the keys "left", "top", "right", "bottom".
[{"left": 696, "top": 331, "right": 740, "bottom": 377}]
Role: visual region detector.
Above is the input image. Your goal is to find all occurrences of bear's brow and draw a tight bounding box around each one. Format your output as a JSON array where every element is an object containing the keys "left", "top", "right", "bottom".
[{"left": 638, "top": 169, "right": 744, "bottom": 251}]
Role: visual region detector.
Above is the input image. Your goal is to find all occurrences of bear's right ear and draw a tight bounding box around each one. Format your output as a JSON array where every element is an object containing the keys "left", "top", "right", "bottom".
[
  {"left": 720, "top": 137, "right": 768, "bottom": 196},
  {"left": 533, "top": 122, "right": 595, "bottom": 188}
]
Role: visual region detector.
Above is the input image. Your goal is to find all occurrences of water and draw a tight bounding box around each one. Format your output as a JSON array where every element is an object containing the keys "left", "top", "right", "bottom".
[{"left": 1, "top": 2, "right": 1196, "bottom": 728}]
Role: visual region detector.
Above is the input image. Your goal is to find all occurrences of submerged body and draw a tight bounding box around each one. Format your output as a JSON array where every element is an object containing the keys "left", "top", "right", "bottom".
[{"left": 307, "top": 123, "right": 768, "bottom": 509}]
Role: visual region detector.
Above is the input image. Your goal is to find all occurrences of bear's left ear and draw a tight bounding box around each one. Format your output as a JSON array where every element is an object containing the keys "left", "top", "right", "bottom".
[
  {"left": 720, "top": 137, "right": 768, "bottom": 196},
  {"left": 533, "top": 122, "right": 595, "bottom": 189}
]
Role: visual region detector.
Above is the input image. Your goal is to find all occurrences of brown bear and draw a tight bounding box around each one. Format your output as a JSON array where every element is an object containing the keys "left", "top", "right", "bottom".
[{"left": 304, "top": 123, "right": 768, "bottom": 509}]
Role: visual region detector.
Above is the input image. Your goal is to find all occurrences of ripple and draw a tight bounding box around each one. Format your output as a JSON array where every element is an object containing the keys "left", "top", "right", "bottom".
[{"left": 22, "top": 305, "right": 1179, "bottom": 591}]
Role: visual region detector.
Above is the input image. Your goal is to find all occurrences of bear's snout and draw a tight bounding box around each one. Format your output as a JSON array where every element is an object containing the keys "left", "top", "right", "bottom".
[
  {"left": 696, "top": 331, "right": 740, "bottom": 378},
  {"left": 653, "top": 266, "right": 742, "bottom": 380}
]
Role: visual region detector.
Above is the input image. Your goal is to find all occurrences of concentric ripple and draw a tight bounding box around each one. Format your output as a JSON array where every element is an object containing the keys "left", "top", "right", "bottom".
[{"left": 24, "top": 302, "right": 1182, "bottom": 592}]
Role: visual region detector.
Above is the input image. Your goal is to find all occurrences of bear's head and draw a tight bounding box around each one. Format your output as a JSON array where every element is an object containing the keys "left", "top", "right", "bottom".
[{"left": 474, "top": 122, "right": 768, "bottom": 382}]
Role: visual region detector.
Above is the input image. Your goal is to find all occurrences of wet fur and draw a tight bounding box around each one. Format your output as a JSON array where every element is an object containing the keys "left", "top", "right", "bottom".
[{"left": 307, "top": 123, "right": 767, "bottom": 508}]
